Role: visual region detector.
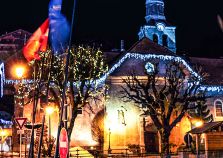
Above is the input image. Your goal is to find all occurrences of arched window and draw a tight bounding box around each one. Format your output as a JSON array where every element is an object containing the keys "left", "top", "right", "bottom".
[
  {"left": 215, "top": 99, "right": 223, "bottom": 117},
  {"left": 153, "top": 34, "right": 158, "bottom": 43},
  {"left": 162, "top": 34, "right": 168, "bottom": 47}
]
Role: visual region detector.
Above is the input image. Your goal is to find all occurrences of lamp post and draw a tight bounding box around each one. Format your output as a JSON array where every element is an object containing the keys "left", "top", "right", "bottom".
[
  {"left": 191, "top": 119, "right": 204, "bottom": 158},
  {"left": 45, "top": 106, "right": 54, "bottom": 157},
  {"left": 46, "top": 106, "right": 54, "bottom": 140},
  {"left": 0, "top": 128, "right": 8, "bottom": 156},
  {"left": 195, "top": 120, "right": 203, "bottom": 158},
  {"left": 15, "top": 66, "right": 25, "bottom": 158},
  {"left": 15, "top": 66, "right": 25, "bottom": 116},
  {"left": 108, "top": 128, "right": 111, "bottom": 154}
]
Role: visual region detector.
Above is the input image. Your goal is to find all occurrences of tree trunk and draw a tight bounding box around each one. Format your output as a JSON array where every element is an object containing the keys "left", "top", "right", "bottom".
[
  {"left": 67, "top": 110, "right": 78, "bottom": 141},
  {"left": 160, "top": 130, "right": 171, "bottom": 158}
]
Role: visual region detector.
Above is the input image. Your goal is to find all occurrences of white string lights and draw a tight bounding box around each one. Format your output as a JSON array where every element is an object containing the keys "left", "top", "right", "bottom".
[{"left": 4, "top": 53, "right": 223, "bottom": 94}]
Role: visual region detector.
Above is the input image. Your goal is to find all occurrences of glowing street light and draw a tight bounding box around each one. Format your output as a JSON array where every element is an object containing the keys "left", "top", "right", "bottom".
[
  {"left": 15, "top": 66, "right": 25, "bottom": 79},
  {"left": 46, "top": 106, "right": 55, "bottom": 116},
  {"left": 194, "top": 120, "right": 204, "bottom": 128},
  {"left": 191, "top": 119, "right": 204, "bottom": 128}
]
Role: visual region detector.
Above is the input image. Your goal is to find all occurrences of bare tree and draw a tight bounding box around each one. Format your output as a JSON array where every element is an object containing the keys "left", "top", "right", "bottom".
[
  {"left": 120, "top": 61, "right": 206, "bottom": 157},
  {"left": 188, "top": 97, "right": 213, "bottom": 124}
]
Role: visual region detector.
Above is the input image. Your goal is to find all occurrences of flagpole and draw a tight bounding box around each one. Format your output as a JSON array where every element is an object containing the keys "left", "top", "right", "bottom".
[{"left": 54, "top": 0, "right": 77, "bottom": 157}]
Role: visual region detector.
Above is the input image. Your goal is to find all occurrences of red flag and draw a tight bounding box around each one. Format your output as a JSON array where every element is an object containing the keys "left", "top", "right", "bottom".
[{"left": 23, "top": 19, "right": 49, "bottom": 62}]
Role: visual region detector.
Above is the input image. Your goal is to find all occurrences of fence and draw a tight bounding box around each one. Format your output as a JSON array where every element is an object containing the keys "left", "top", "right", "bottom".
[
  {"left": 69, "top": 148, "right": 223, "bottom": 158},
  {"left": 0, "top": 149, "right": 223, "bottom": 157}
]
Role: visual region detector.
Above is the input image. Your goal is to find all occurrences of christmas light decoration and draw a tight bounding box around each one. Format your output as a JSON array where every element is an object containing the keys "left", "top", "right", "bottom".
[
  {"left": 145, "top": 62, "right": 155, "bottom": 74},
  {"left": 0, "top": 119, "right": 12, "bottom": 125},
  {"left": 0, "top": 62, "right": 5, "bottom": 97},
  {"left": 97, "top": 52, "right": 201, "bottom": 83},
  {"left": 4, "top": 53, "right": 223, "bottom": 95}
]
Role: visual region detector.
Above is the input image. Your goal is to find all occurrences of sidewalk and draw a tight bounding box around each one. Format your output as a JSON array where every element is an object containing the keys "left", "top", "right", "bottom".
[{"left": 0, "top": 151, "right": 22, "bottom": 158}]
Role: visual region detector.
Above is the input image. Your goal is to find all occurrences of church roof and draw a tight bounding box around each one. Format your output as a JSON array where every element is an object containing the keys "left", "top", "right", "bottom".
[
  {"left": 0, "top": 29, "right": 31, "bottom": 39},
  {"left": 0, "top": 29, "right": 31, "bottom": 61},
  {"left": 0, "top": 29, "right": 32, "bottom": 79},
  {"left": 104, "top": 38, "right": 223, "bottom": 86},
  {"left": 189, "top": 57, "right": 223, "bottom": 85},
  {"left": 104, "top": 38, "right": 177, "bottom": 76},
  {"left": 104, "top": 37, "right": 177, "bottom": 67},
  {"left": 128, "top": 37, "right": 176, "bottom": 56}
]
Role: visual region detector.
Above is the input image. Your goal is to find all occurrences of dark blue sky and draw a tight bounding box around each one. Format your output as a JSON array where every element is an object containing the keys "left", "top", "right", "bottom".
[{"left": 0, "top": 0, "right": 222, "bottom": 57}]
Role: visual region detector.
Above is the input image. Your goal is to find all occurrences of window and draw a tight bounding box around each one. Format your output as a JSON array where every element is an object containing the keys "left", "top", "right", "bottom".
[
  {"left": 215, "top": 100, "right": 223, "bottom": 117},
  {"left": 153, "top": 34, "right": 158, "bottom": 43},
  {"left": 162, "top": 34, "right": 168, "bottom": 47}
]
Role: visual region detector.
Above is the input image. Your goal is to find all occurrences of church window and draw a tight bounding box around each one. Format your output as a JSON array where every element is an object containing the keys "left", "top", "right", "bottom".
[
  {"left": 215, "top": 99, "right": 223, "bottom": 117},
  {"left": 153, "top": 34, "right": 158, "bottom": 43},
  {"left": 158, "top": 61, "right": 166, "bottom": 74},
  {"left": 151, "top": 4, "right": 156, "bottom": 15},
  {"left": 146, "top": 7, "right": 148, "bottom": 15},
  {"left": 158, "top": 5, "right": 164, "bottom": 15},
  {"left": 162, "top": 34, "right": 168, "bottom": 47}
]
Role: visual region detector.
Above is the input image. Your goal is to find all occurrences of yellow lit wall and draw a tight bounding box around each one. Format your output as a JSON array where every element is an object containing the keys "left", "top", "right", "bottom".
[{"left": 104, "top": 95, "right": 142, "bottom": 151}]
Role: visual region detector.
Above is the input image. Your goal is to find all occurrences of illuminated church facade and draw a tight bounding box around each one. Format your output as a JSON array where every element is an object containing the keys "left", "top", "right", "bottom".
[{"left": 102, "top": 0, "right": 223, "bottom": 153}]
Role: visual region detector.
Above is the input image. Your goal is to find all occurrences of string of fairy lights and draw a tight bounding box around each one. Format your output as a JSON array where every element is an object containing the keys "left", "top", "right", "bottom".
[
  {"left": 2, "top": 50, "right": 223, "bottom": 125},
  {"left": 0, "top": 63, "right": 4, "bottom": 97},
  {"left": 0, "top": 119, "right": 12, "bottom": 125},
  {"left": 4, "top": 52, "right": 223, "bottom": 94}
]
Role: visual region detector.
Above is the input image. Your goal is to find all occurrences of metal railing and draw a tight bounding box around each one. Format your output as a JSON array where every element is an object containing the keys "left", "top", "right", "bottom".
[
  {"left": 1, "top": 149, "right": 223, "bottom": 158},
  {"left": 69, "top": 149, "right": 223, "bottom": 158}
]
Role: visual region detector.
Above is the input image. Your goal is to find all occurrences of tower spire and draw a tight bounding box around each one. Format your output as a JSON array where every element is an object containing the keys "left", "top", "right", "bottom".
[
  {"left": 145, "top": 0, "right": 166, "bottom": 24},
  {"left": 138, "top": 0, "right": 176, "bottom": 53}
]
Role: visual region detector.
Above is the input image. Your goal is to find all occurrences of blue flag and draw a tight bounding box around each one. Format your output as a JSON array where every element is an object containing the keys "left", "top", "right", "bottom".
[{"left": 49, "top": 0, "right": 70, "bottom": 54}]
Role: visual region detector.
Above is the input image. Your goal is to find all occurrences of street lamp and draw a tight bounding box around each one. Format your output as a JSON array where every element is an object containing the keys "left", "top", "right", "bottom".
[
  {"left": 108, "top": 128, "right": 111, "bottom": 154},
  {"left": 15, "top": 67, "right": 25, "bottom": 79},
  {"left": 45, "top": 106, "right": 54, "bottom": 157},
  {"left": 194, "top": 120, "right": 203, "bottom": 128}
]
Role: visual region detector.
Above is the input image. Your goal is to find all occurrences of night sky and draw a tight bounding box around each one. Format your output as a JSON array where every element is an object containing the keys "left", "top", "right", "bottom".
[{"left": 0, "top": 0, "right": 223, "bottom": 57}]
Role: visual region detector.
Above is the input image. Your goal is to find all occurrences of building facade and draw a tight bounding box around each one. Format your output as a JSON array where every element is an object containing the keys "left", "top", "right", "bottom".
[{"left": 102, "top": 0, "right": 223, "bottom": 153}]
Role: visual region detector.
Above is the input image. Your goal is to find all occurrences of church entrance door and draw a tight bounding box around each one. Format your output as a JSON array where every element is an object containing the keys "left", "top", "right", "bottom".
[{"left": 144, "top": 132, "right": 158, "bottom": 153}]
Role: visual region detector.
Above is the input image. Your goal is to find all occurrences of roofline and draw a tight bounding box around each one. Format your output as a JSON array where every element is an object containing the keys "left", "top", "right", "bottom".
[
  {"left": 97, "top": 52, "right": 201, "bottom": 84},
  {"left": 0, "top": 29, "right": 31, "bottom": 39}
]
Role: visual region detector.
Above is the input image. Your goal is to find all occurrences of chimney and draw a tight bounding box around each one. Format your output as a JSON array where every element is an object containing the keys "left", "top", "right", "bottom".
[{"left": 120, "top": 40, "right": 125, "bottom": 52}]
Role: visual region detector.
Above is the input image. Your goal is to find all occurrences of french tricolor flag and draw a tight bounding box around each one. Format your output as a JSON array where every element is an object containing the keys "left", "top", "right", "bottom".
[
  {"left": 23, "top": 0, "right": 70, "bottom": 62},
  {"left": 23, "top": 19, "right": 49, "bottom": 62}
]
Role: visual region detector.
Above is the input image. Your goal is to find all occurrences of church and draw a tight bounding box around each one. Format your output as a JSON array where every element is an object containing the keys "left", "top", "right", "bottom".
[
  {"left": 101, "top": 0, "right": 223, "bottom": 154},
  {"left": 0, "top": 0, "right": 223, "bottom": 156}
]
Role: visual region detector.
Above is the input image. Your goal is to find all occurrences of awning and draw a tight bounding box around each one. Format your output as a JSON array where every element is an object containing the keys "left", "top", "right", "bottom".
[{"left": 188, "top": 121, "right": 223, "bottom": 134}]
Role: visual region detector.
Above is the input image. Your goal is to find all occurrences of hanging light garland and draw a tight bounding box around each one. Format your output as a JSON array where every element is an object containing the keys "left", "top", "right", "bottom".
[{"left": 4, "top": 52, "right": 223, "bottom": 94}]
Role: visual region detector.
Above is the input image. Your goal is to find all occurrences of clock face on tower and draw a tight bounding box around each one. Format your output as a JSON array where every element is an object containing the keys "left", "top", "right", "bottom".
[{"left": 156, "top": 22, "right": 165, "bottom": 31}]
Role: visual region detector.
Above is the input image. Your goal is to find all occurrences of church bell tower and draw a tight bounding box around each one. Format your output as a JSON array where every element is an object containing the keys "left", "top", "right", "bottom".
[
  {"left": 138, "top": 0, "right": 176, "bottom": 53},
  {"left": 145, "top": 0, "right": 166, "bottom": 23}
]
